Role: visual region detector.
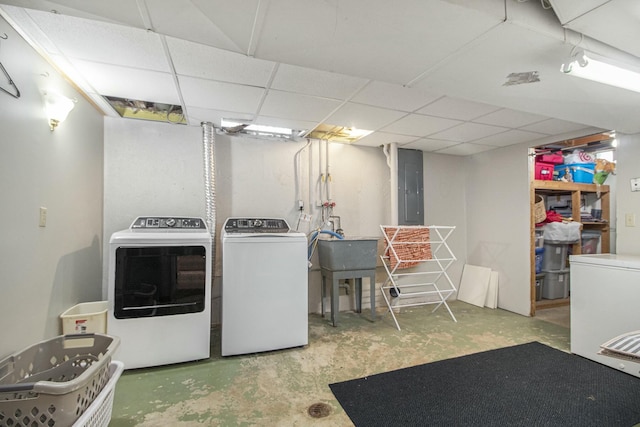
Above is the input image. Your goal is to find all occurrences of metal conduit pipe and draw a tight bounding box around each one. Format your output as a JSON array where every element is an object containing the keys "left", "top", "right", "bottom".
[{"left": 201, "top": 122, "right": 217, "bottom": 277}]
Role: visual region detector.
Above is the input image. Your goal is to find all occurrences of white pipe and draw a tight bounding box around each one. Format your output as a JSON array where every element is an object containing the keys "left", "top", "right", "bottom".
[
  {"left": 309, "top": 140, "right": 314, "bottom": 216},
  {"left": 294, "top": 139, "right": 311, "bottom": 207},
  {"left": 388, "top": 142, "right": 399, "bottom": 226},
  {"left": 318, "top": 139, "right": 324, "bottom": 203},
  {"left": 326, "top": 139, "right": 332, "bottom": 202}
]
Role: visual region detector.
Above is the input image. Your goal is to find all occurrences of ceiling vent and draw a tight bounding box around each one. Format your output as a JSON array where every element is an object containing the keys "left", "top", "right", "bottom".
[{"left": 503, "top": 71, "right": 540, "bottom": 86}]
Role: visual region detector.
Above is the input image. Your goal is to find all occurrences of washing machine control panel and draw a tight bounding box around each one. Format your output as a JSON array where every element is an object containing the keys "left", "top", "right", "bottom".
[
  {"left": 131, "top": 217, "right": 206, "bottom": 229},
  {"left": 224, "top": 218, "right": 290, "bottom": 233}
]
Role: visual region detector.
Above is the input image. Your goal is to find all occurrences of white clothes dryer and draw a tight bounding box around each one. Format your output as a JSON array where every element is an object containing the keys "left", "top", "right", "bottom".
[
  {"left": 221, "top": 217, "right": 308, "bottom": 356},
  {"left": 108, "top": 216, "right": 211, "bottom": 369}
]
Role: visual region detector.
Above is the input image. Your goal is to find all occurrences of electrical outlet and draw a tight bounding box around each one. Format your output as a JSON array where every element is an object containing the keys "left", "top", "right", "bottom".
[
  {"left": 631, "top": 178, "right": 640, "bottom": 192},
  {"left": 625, "top": 213, "right": 635, "bottom": 227},
  {"left": 39, "top": 207, "right": 47, "bottom": 227}
]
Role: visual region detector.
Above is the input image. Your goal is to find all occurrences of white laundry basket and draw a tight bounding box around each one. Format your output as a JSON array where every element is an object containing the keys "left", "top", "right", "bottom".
[{"left": 73, "top": 360, "right": 124, "bottom": 427}]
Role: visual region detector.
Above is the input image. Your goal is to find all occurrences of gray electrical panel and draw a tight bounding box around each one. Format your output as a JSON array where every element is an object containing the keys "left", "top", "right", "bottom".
[{"left": 398, "top": 148, "right": 424, "bottom": 225}]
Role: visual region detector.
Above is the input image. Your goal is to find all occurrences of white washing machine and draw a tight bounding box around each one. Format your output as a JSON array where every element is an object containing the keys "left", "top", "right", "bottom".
[
  {"left": 108, "top": 216, "right": 212, "bottom": 369},
  {"left": 221, "top": 217, "right": 308, "bottom": 356}
]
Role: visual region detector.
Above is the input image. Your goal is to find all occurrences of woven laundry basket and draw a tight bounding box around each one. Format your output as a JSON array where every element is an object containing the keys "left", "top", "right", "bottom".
[{"left": 534, "top": 195, "right": 546, "bottom": 224}]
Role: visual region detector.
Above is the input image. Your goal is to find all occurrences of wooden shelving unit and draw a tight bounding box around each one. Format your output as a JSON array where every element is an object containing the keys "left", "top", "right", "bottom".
[{"left": 530, "top": 180, "right": 610, "bottom": 315}]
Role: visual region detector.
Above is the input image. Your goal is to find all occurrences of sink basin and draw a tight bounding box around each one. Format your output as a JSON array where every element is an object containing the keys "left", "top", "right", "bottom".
[{"left": 317, "top": 238, "right": 378, "bottom": 271}]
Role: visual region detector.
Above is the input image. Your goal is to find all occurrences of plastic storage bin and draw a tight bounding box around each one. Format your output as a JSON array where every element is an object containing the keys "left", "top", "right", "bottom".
[
  {"left": 535, "top": 162, "right": 554, "bottom": 180},
  {"left": 0, "top": 334, "right": 120, "bottom": 427},
  {"left": 581, "top": 230, "right": 602, "bottom": 254},
  {"left": 536, "top": 153, "right": 563, "bottom": 164},
  {"left": 542, "top": 269, "right": 570, "bottom": 299},
  {"left": 61, "top": 301, "right": 108, "bottom": 334},
  {"left": 554, "top": 163, "right": 595, "bottom": 183},
  {"left": 535, "top": 227, "right": 545, "bottom": 248},
  {"left": 535, "top": 273, "right": 545, "bottom": 301},
  {"left": 534, "top": 247, "right": 545, "bottom": 274},
  {"left": 542, "top": 241, "right": 569, "bottom": 271}
]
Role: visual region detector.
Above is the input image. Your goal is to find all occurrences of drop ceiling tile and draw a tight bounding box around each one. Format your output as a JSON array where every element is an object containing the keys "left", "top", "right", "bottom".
[
  {"left": 253, "top": 0, "right": 504, "bottom": 84},
  {"left": 18, "top": 0, "right": 147, "bottom": 27},
  {"left": 520, "top": 118, "right": 591, "bottom": 135},
  {"left": 147, "top": 0, "right": 259, "bottom": 53},
  {"left": 167, "top": 37, "right": 276, "bottom": 86},
  {"left": 71, "top": 59, "right": 179, "bottom": 104},
  {"left": 24, "top": 9, "right": 170, "bottom": 71},
  {"left": 436, "top": 143, "right": 496, "bottom": 156},
  {"left": 402, "top": 138, "right": 459, "bottom": 152},
  {"left": 473, "top": 108, "right": 549, "bottom": 128},
  {"left": 180, "top": 76, "right": 265, "bottom": 112},
  {"left": 355, "top": 132, "right": 417, "bottom": 148},
  {"left": 352, "top": 81, "right": 441, "bottom": 112},
  {"left": 429, "top": 122, "right": 508, "bottom": 142},
  {"left": 547, "top": 0, "right": 606, "bottom": 24},
  {"left": 416, "top": 97, "right": 501, "bottom": 121},
  {"left": 259, "top": 90, "right": 342, "bottom": 123},
  {"left": 473, "top": 129, "right": 547, "bottom": 147},
  {"left": 271, "top": 64, "right": 368, "bottom": 100},
  {"left": 325, "top": 103, "right": 407, "bottom": 131},
  {"left": 381, "top": 114, "right": 461, "bottom": 137}
]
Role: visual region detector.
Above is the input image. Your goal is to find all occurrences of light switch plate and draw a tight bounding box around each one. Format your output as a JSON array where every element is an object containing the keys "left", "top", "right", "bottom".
[
  {"left": 625, "top": 213, "right": 635, "bottom": 227},
  {"left": 631, "top": 177, "right": 640, "bottom": 192},
  {"left": 39, "top": 207, "right": 47, "bottom": 227}
]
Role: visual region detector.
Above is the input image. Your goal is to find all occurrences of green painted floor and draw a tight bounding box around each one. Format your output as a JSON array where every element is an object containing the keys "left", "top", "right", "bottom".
[{"left": 108, "top": 301, "right": 570, "bottom": 426}]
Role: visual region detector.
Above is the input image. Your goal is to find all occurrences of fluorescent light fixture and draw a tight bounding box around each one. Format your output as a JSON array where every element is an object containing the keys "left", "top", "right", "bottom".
[
  {"left": 220, "top": 119, "right": 296, "bottom": 140},
  {"left": 561, "top": 50, "right": 640, "bottom": 93}
]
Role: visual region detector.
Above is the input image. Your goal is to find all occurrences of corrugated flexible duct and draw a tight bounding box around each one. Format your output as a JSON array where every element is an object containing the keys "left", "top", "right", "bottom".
[{"left": 201, "top": 122, "right": 217, "bottom": 277}]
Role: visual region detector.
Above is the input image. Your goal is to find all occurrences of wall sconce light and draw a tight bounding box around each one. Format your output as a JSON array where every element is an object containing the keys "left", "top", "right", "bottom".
[
  {"left": 561, "top": 49, "right": 640, "bottom": 94},
  {"left": 43, "top": 90, "right": 76, "bottom": 130}
]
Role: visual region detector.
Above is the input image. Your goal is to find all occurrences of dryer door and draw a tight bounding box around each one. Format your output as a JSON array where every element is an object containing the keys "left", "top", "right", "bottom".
[{"left": 114, "top": 245, "right": 207, "bottom": 318}]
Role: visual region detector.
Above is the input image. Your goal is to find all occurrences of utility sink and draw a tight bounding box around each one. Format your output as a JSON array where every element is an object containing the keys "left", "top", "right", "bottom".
[{"left": 317, "top": 238, "right": 378, "bottom": 271}]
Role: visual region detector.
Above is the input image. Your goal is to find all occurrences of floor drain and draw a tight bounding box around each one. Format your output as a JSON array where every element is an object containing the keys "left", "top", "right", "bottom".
[{"left": 308, "top": 402, "right": 332, "bottom": 418}]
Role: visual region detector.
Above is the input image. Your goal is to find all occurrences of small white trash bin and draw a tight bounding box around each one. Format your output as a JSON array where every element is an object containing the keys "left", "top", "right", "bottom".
[{"left": 60, "top": 301, "right": 108, "bottom": 334}]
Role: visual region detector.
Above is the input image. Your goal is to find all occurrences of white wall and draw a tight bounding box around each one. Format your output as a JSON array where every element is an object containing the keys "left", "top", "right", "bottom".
[
  {"left": 0, "top": 16, "right": 104, "bottom": 355},
  {"left": 103, "top": 123, "right": 402, "bottom": 321},
  {"left": 614, "top": 133, "right": 640, "bottom": 254},
  {"left": 465, "top": 143, "right": 532, "bottom": 316},
  {"left": 424, "top": 153, "right": 468, "bottom": 293},
  {"left": 102, "top": 118, "right": 206, "bottom": 292}
]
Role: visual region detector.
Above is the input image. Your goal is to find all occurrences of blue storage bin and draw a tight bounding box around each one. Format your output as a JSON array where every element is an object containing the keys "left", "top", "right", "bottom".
[
  {"left": 535, "top": 247, "right": 545, "bottom": 273},
  {"left": 554, "top": 163, "right": 595, "bottom": 183}
]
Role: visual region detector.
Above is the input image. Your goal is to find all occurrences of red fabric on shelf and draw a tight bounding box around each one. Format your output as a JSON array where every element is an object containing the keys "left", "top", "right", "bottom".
[{"left": 543, "top": 210, "right": 564, "bottom": 223}]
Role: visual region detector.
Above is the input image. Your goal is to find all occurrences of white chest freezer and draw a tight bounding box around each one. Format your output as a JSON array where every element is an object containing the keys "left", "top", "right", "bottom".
[{"left": 570, "top": 254, "right": 640, "bottom": 378}]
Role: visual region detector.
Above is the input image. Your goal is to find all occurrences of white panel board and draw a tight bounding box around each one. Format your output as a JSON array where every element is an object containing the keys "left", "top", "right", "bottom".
[
  {"left": 485, "top": 271, "right": 499, "bottom": 309},
  {"left": 458, "top": 264, "right": 491, "bottom": 307}
]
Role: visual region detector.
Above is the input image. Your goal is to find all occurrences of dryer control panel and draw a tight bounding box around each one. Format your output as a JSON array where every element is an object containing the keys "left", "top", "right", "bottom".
[
  {"left": 131, "top": 217, "right": 206, "bottom": 229},
  {"left": 224, "top": 218, "right": 290, "bottom": 233}
]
